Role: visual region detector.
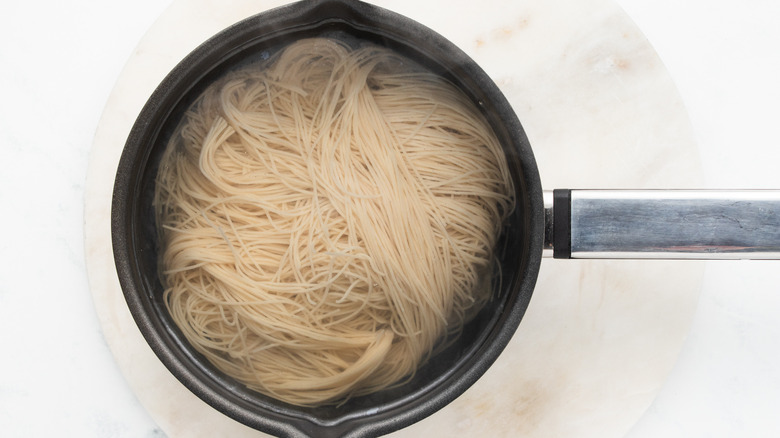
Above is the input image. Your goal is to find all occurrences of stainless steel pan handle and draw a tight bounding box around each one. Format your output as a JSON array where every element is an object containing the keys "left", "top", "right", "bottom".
[{"left": 543, "top": 190, "right": 780, "bottom": 259}]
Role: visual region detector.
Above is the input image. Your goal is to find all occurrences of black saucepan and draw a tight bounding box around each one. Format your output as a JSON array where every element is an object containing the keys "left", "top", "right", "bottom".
[
  {"left": 113, "top": 1, "right": 541, "bottom": 436},
  {"left": 111, "top": 0, "right": 780, "bottom": 437}
]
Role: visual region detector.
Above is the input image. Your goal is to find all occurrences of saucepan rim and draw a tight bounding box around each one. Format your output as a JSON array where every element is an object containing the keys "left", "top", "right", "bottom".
[{"left": 111, "top": 0, "right": 544, "bottom": 436}]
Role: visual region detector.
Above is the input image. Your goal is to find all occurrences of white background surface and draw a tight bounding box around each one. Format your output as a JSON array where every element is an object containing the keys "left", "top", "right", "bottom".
[{"left": 1, "top": 1, "right": 779, "bottom": 437}]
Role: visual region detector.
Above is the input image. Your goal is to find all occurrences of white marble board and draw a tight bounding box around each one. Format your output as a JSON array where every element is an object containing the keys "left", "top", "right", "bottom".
[{"left": 84, "top": 0, "right": 706, "bottom": 437}]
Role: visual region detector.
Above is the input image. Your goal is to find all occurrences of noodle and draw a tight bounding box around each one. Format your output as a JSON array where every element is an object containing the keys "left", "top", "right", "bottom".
[{"left": 154, "top": 37, "right": 514, "bottom": 406}]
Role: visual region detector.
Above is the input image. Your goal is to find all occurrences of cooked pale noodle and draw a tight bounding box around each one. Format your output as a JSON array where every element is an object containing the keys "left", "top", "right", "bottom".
[{"left": 154, "top": 37, "right": 514, "bottom": 406}]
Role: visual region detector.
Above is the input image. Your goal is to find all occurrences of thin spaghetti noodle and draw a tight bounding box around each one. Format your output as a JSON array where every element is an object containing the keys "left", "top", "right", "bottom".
[{"left": 154, "top": 37, "right": 514, "bottom": 406}]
